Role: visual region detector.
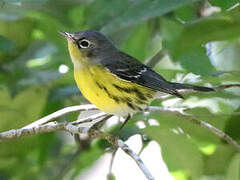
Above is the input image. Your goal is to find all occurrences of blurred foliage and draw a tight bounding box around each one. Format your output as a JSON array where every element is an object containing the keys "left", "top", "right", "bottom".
[{"left": 0, "top": 0, "right": 240, "bottom": 179}]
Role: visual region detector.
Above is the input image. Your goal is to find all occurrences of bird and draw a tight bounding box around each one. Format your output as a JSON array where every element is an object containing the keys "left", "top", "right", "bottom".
[{"left": 60, "top": 30, "right": 214, "bottom": 126}]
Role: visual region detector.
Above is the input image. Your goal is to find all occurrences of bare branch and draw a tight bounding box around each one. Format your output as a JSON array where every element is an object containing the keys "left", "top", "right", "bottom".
[
  {"left": 0, "top": 122, "right": 65, "bottom": 141},
  {"left": 87, "top": 128, "right": 154, "bottom": 180},
  {"left": 72, "top": 112, "right": 106, "bottom": 125},
  {"left": 1, "top": 102, "right": 240, "bottom": 152},
  {"left": 2, "top": 119, "right": 156, "bottom": 179},
  {"left": 107, "top": 150, "right": 117, "bottom": 179},
  {"left": 23, "top": 104, "right": 97, "bottom": 129},
  {"left": 146, "top": 106, "right": 240, "bottom": 151},
  {"left": 214, "top": 84, "right": 240, "bottom": 90},
  {"left": 188, "top": 117, "right": 240, "bottom": 151},
  {"left": 0, "top": 112, "right": 155, "bottom": 178},
  {"left": 145, "top": 50, "right": 167, "bottom": 68},
  {"left": 0, "top": 111, "right": 105, "bottom": 141},
  {"left": 0, "top": 82, "right": 239, "bottom": 179}
]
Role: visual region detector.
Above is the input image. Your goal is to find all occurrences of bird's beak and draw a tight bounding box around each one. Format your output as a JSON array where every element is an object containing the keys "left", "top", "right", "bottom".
[{"left": 59, "top": 31, "right": 74, "bottom": 40}]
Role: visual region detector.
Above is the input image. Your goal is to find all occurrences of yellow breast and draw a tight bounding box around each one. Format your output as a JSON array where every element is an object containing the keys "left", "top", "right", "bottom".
[
  {"left": 74, "top": 65, "right": 155, "bottom": 116},
  {"left": 67, "top": 39, "right": 154, "bottom": 116}
]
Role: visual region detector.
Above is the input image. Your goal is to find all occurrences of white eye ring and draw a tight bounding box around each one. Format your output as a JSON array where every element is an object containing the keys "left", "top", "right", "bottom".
[{"left": 78, "top": 39, "right": 90, "bottom": 48}]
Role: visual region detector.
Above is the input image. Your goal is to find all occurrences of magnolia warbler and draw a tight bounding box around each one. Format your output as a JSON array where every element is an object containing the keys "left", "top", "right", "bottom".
[{"left": 60, "top": 30, "right": 214, "bottom": 121}]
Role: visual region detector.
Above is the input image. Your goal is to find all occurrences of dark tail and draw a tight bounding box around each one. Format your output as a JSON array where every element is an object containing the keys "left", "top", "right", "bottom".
[{"left": 171, "top": 82, "right": 215, "bottom": 92}]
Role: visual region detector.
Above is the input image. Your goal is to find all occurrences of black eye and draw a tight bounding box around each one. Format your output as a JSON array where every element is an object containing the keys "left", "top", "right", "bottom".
[{"left": 78, "top": 39, "right": 90, "bottom": 48}]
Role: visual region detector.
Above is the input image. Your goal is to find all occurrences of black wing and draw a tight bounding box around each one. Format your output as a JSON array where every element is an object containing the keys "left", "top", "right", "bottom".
[{"left": 101, "top": 51, "right": 184, "bottom": 98}]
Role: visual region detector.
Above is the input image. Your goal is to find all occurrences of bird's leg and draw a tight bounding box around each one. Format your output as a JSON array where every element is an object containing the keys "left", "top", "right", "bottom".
[
  {"left": 91, "top": 115, "right": 113, "bottom": 130},
  {"left": 120, "top": 114, "right": 131, "bottom": 129}
]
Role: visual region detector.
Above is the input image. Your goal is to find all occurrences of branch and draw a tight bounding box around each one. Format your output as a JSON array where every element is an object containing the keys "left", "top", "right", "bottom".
[
  {"left": 145, "top": 50, "right": 167, "bottom": 68},
  {"left": 146, "top": 106, "right": 240, "bottom": 151},
  {"left": 87, "top": 127, "right": 154, "bottom": 180},
  {"left": 0, "top": 112, "right": 105, "bottom": 141},
  {"left": 0, "top": 112, "right": 154, "bottom": 179},
  {"left": 1, "top": 83, "right": 240, "bottom": 177},
  {"left": 1, "top": 104, "right": 240, "bottom": 151},
  {"left": 107, "top": 149, "right": 117, "bottom": 179},
  {"left": 23, "top": 104, "right": 97, "bottom": 129},
  {"left": 214, "top": 84, "right": 240, "bottom": 90}
]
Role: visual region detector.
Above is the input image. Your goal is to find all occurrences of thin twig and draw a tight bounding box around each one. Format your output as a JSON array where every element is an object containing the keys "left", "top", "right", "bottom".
[
  {"left": 88, "top": 128, "right": 154, "bottom": 180},
  {"left": 186, "top": 116, "right": 240, "bottom": 151},
  {"left": 214, "top": 84, "right": 240, "bottom": 90},
  {"left": 107, "top": 149, "right": 117, "bottom": 179},
  {"left": 0, "top": 118, "right": 155, "bottom": 180},
  {"left": 1, "top": 118, "right": 155, "bottom": 178},
  {"left": 1, "top": 102, "right": 240, "bottom": 151},
  {"left": 72, "top": 112, "right": 106, "bottom": 125},
  {"left": 0, "top": 105, "right": 239, "bottom": 178},
  {"left": 0, "top": 82, "right": 239, "bottom": 179},
  {"left": 0, "top": 121, "right": 66, "bottom": 141},
  {"left": 145, "top": 50, "right": 167, "bottom": 68},
  {"left": 0, "top": 112, "right": 104, "bottom": 141},
  {"left": 23, "top": 104, "right": 97, "bottom": 129},
  {"left": 16, "top": 83, "right": 240, "bottom": 130},
  {"left": 146, "top": 106, "right": 240, "bottom": 151}
]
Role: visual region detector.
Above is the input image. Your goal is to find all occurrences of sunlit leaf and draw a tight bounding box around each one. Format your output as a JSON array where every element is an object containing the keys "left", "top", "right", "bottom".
[
  {"left": 204, "top": 145, "right": 236, "bottom": 175},
  {"left": 145, "top": 127, "right": 203, "bottom": 178}
]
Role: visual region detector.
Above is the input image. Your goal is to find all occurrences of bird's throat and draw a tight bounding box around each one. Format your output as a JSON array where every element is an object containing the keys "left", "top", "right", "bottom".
[{"left": 67, "top": 40, "right": 91, "bottom": 69}]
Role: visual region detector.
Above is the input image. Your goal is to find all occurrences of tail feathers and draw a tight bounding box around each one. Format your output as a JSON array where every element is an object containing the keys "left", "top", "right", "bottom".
[{"left": 171, "top": 82, "right": 214, "bottom": 92}]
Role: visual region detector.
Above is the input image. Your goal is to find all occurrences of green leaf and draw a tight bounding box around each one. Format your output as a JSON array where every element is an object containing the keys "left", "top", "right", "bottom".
[
  {"left": 101, "top": 0, "right": 200, "bottom": 34},
  {"left": 204, "top": 145, "right": 236, "bottom": 175},
  {"left": 0, "top": 86, "right": 48, "bottom": 178},
  {"left": 162, "top": 8, "right": 240, "bottom": 75},
  {"left": 146, "top": 107, "right": 226, "bottom": 145},
  {"left": 120, "top": 23, "right": 155, "bottom": 61},
  {"left": 161, "top": 18, "right": 215, "bottom": 75},
  {"left": 0, "top": 18, "right": 34, "bottom": 49},
  {"left": 226, "top": 153, "right": 240, "bottom": 180},
  {"left": 225, "top": 110, "right": 240, "bottom": 141},
  {"left": 145, "top": 127, "right": 203, "bottom": 178},
  {"left": 175, "top": 4, "right": 198, "bottom": 22},
  {"left": 202, "top": 71, "right": 240, "bottom": 85},
  {"left": 0, "top": 86, "right": 48, "bottom": 131},
  {"left": 0, "top": 35, "right": 16, "bottom": 53},
  {"left": 84, "top": 0, "right": 130, "bottom": 30},
  {"left": 174, "top": 8, "right": 240, "bottom": 53},
  {"left": 210, "top": 0, "right": 239, "bottom": 10},
  {"left": 207, "top": 40, "right": 240, "bottom": 71},
  {"left": 177, "top": 47, "right": 215, "bottom": 75}
]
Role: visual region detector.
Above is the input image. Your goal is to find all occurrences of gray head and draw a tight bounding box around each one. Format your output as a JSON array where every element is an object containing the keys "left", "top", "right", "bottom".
[{"left": 60, "top": 30, "right": 116, "bottom": 64}]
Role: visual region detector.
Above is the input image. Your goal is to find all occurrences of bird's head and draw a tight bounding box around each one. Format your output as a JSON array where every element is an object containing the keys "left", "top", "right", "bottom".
[{"left": 60, "top": 30, "right": 115, "bottom": 66}]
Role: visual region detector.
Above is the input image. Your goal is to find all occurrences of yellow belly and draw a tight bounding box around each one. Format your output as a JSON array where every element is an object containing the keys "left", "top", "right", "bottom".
[{"left": 74, "top": 65, "right": 155, "bottom": 116}]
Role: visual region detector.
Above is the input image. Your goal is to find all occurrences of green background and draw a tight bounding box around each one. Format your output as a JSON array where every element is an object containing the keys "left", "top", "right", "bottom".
[{"left": 0, "top": 0, "right": 240, "bottom": 179}]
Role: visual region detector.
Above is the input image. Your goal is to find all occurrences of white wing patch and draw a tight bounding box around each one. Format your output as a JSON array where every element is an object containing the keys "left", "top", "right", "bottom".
[
  {"left": 138, "top": 67, "right": 147, "bottom": 74},
  {"left": 104, "top": 66, "right": 147, "bottom": 79},
  {"left": 115, "top": 67, "right": 147, "bottom": 78}
]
